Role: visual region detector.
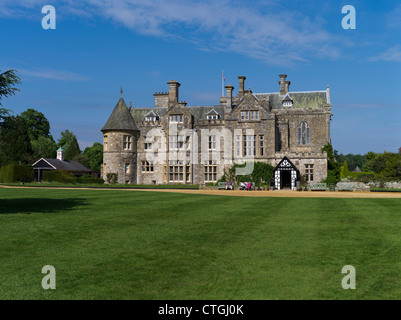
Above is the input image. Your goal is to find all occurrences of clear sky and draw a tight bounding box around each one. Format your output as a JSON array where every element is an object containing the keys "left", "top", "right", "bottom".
[{"left": 1, "top": 0, "right": 400, "bottom": 154}]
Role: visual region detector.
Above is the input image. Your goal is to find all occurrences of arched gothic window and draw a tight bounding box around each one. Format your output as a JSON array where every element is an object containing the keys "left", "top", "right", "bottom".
[{"left": 298, "top": 122, "right": 310, "bottom": 145}]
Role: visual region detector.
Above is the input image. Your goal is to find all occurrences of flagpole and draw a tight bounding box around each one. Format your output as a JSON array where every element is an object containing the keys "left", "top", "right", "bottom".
[{"left": 222, "top": 69, "right": 224, "bottom": 97}]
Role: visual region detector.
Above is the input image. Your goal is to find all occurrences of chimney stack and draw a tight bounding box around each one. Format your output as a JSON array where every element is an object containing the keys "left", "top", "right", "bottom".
[
  {"left": 238, "top": 76, "right": 246, "bottom": 98},
  {"left": 279, "top": 74, "right": 290, "bottom": 95},
  {"left": 167, "top": 80, "right": 180, "bottom": 108},
  {"left": 225, "top": 84, "right": 234, "bottom": 114}
]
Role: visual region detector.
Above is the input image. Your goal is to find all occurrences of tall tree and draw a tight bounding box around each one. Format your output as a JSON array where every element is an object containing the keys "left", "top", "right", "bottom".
[
  {"left": 20, "top": 108, "right": 52, "bottom": 141},
  {"left": 31, "top": 136, "right": 57, "bottom": 159},
  {"left": 0, "top": 115, "right": 33, "bottom": 166},
  {"left": 0, "top": 69, "right": 21, "bottom": 119},
  {"left": 58, "top": 130, "right": 81, "bottom": 160},
  {"left": 83, "top": 142, "right": 103, "bottom": 171}
]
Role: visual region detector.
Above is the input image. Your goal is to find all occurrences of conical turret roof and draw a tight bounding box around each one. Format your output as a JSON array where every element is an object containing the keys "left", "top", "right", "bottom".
[{"left": 101, "top": 97, "right": 139, "bottom": 132}]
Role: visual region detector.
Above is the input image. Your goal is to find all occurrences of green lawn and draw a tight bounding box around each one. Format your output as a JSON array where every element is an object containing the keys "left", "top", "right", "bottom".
[
  {"left": 0, "top": 182, "right": 199, "bottom": 189},
  {"left": 0, "top": 188, "right": 400, "bottom": 300}
]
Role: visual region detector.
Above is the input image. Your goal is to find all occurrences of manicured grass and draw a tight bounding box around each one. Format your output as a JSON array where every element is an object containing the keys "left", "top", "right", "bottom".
[
  {"left": 0, "top": 188, "right": 401, "bottom": 300},
  {"left": 0, "top": 182, "right": 199, "bottom": 189}
]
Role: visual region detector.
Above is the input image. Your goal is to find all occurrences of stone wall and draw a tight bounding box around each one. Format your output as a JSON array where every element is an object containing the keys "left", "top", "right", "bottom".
[{"left": 102, "top": 131, "right": 138, "bottom": 184}]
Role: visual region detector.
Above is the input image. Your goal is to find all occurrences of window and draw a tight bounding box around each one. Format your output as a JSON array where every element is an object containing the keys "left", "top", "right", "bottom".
[
  {"left": 123, "top": 135, "right": 132, "bottom": 150},
  {"left": 250, "top": 111, "right": 259, "bottom": 120},
  {"left": 208, "top": 135, "right": 216, "bottom": 150},
  {"left": 170, "top": 114, "right": 183, "bottom": 123},
  {"left": 298, "top": 122, "right": 310, "bottom": 145},
  {"left": 104, "top": 135, "right": 108, "bottom": 151},
  {"left": 158, "top": 137, "right": 162, "bottom": 150},
  {"left": 145, "top": 116, "right": 159, "bottom": 122},
  {"left": 240, "top": 111, "right": 249, "bottom": 121},
  {"left": 243, "top": 135, "right": 256, "bottom": 156},
  {"left": 283, "top": 101, "right": 293, "bottom": 108},
  {"left": 169, "top": 135, "right": 184, "bottom": 150},
  {"left": 144, "top": 142, "right": 152, "bottom": 150},
  {"left": 235, "top": 135, "right": 241, "bottom": 157},
  {"left": 169, "top": 160, "right": 184, "bottom": 182},
  {"left": 141, "top": 161, "right": 154, "bottom": 173},
  {"left": 204, "top": 160, "right": 217, "bottom": 182},
  {"left": 125, "top": 163, "right": 130, "bottom": 174},
  {"left": 207, "top": 114, "right": 219, "bottom": 120},
  {"left": 305, "top": 164, "right": 314, "bottom": 182},
  {"left": 259, "top": 135, "right": 264, "bottom": 156}
]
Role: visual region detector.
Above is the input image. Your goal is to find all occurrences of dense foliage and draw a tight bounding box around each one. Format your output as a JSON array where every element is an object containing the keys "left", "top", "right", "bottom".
[
  {"left": 0, "top": 115, "right": 33, "bottom": 166},
  {"left": 83, "top": 142, "right": 103, "bottom": 171},
  {"left": 42, "top": 170, "right": 104, "bottom": 184},
  {"left": 323, "top": 143, "right": 401, "bottom": 183},
  {"left": 222, "top": 162, "right": 274, "bottom": 187},
  {"left": 0, "top": 165, "right": 33, "bottom": 183},
  {"left": 0, "top": 69, "right": 21, "bottom": 119}
]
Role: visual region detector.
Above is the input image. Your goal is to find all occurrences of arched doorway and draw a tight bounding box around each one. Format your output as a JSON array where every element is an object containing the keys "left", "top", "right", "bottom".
[{"left": 274, "top": 157, "right": 299, "bottom": 190}]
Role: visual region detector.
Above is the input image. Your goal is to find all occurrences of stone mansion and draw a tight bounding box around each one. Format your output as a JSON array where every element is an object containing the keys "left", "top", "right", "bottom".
[{"left": 101, "top": 74, "right": 332, "bottom": 189}]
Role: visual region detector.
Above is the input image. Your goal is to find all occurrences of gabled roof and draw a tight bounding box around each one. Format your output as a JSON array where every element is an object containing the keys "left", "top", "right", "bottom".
[
  {"left": 234, "top": 91, "right": 268, "bottom": 111},
  {"left": 282, "top": 93, "right": 293, "bottom": 102},
  {"left": 206, "top": 108, "right": 220, "bottom": 116},
  {"left": 102, "top": 97, "right": 139, "bottom": 132},
  {"left": 274, "top": 156, "right": 299, "bottom": 171},
  {"left": 32, "top": 158, "right": 91, "bottom": 172},
  {"left": 144, "top": 110, "right": 160, "bottom": 118}
]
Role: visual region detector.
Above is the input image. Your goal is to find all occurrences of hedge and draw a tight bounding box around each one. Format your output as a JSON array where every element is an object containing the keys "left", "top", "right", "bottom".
[
  {"left": 0, "top": 165, "right": 34, "bottom": 183},
  {"left": 42, "top": 170, "right": 104, "bottom": 185}
]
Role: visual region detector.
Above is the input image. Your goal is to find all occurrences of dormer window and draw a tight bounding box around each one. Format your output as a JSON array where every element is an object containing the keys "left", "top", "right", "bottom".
[
  {"left": 282, "top": 94, "right": 293, "bottom": 108},
  {"left": 206, "top": 108, "right": 220, "bottom": 121},
  {"left": 145, "top": 111, "right": 160, "bottom": 122}
]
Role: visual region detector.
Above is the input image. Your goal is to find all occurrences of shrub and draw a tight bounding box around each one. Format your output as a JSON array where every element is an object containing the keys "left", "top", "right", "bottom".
[
  {"left": 0, "top": 165, "right": 34, "bottom": 183},
  {"left": 106, "top": 173, "right": 118, "bottom": 184},
  {"left": 322, "top": 170, "right": 340, "bottom": 185},
  {"left": 76, "top": 177, "right": 104, "bottom": 185},
  {"left": 42, "top": 170, "right": 105, "bottom": 184},
  {"left": 43, "top": 170, "right": 77, "bottom": 184}
]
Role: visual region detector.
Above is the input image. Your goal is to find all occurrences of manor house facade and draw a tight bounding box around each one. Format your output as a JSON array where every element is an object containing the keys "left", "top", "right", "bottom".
[{"left": 101, "top": 74, "right": 332, "bottom": 189}]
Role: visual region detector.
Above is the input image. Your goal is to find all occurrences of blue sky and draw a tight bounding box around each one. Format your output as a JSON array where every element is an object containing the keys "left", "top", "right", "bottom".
[{"left": 1, "top": 0, "right": 400, "bottom": 154}]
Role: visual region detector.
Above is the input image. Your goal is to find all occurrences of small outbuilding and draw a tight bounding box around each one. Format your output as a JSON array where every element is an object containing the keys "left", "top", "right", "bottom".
[{"left": 32, "top": 147, "right": 91, "bottom": 182}]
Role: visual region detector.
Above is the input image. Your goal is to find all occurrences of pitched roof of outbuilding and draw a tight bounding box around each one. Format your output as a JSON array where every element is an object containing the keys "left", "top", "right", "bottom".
[
  {"left": 102, "top": 97, "right": 139, "bottom": 132},
  {"left": 32, "top": 158, "right": 91, "bottom": 172}
]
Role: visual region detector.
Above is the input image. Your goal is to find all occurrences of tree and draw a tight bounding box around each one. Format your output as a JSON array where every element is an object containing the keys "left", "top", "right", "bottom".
[
  {"left": 58, "top": 130, "right": 81, "bottom": 160},
  {"left": 322, "top": 143, "right": 340, "bottom": 183},
  {"left": 0, "top": 115, "right": 33, "bottom": 166},
  {"left": 31, "top": 136, "right": 57, "bottom": 159},
  {"left": 0, "top": 69, "right": 21, "bottom": 119},
  {"left": 83, "top": 142, "right": 103, "bottom": 171},
  {"left": 73, "top": 154, "right": 90, "bottom": 170},
  {"left": 20, "top": 108, "right": 52, "bottom": 141}
]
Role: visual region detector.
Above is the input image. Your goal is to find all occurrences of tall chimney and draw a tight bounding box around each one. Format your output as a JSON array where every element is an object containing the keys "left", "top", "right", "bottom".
[
  {"left": 225, "top": 84, "right": 234, "bottom": 114},
  {"left": 167, "top": 80, "right": 180, "bottom": 108},
  {"left": 279, "top": 74, "right": 291, "bottom": 95},
  {"left": 238, "top": 76, "right": 246, "bottom": 98}
]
